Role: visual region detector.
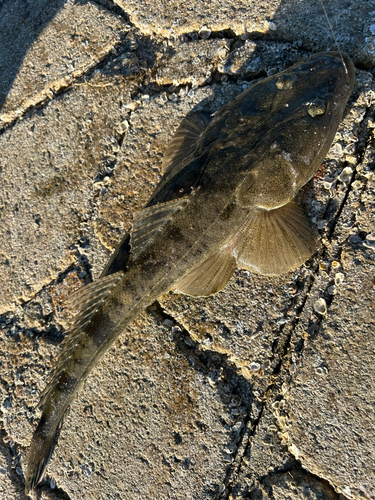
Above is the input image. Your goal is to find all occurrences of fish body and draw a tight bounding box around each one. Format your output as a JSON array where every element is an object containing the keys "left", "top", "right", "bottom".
[{"left": 26, "top": 51, "right": 355, "bottom": 492}]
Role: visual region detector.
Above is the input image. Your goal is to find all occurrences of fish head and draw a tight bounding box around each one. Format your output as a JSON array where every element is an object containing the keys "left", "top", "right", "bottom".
[{"left": 235, "top": 51, "right": 355, "bottom": 210}]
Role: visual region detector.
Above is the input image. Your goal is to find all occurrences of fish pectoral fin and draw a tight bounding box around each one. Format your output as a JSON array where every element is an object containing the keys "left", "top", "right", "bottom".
[
  {"left": 131, "top": 197, "right": 189, "bottom": 260},
  {"left": 173, "top": 248, "right": 236, "bottom": 297},
  {"left": 161, "top": 110, "right": 212, "bottom": 175},
  {"left": 236, "top": 202, "right": 318, "bottom": 276}
]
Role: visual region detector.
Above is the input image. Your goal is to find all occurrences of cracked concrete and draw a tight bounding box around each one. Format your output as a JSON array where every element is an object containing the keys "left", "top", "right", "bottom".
[
  {"left": 0, "top": 0, "right": 131, "bottom": 129},
  {"left": 0, "top": 0, "right": 374, "bottom": 499}
]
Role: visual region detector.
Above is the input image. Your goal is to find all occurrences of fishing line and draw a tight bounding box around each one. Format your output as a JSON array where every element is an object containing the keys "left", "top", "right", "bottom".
[{"left": 318, "top": 0, "right": 349, "bottom": 77}]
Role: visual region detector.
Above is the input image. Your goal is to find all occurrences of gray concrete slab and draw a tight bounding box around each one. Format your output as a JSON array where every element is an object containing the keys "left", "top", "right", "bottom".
[
  {"left": 0, "top": 1, "right": 374, "bottom": 499},
  {"left": 0, "top": 0, "right": 130, "bottom": 128},
  {"left": 117, "top": 0, "right": 374, "bottom": 66},
  {"left": 273, "top": 126, "right": 375, "bottom": 500},
  {"left": 0, "top": 39, "right": 141, "bottom": 314}
]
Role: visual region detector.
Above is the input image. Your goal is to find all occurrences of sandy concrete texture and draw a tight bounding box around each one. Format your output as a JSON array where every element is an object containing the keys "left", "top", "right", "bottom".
[
  {"left": 0, "top": 0, "right": 131, "bottom": 128},
  {"left": 0, "top": 0, "right": 374, "bottom": 499},
  {"left": 117, "top": 0, "right": 374, "bottom": 66}
]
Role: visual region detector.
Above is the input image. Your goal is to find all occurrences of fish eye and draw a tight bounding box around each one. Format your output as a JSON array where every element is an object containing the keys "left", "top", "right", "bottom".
[
  {"left": 275, "top": 73, "right": 296, "bottom": 90},
  {"left": 306, "top": 97, "right": 327, "bottom": 118}
]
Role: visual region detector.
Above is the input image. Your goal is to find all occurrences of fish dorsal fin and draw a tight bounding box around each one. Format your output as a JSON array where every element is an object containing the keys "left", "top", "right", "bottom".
[
  {"left": 39, "top": 271, "right": 124, "bottom": 407},
  {"left": 173, "top": 247, "right": 236, "bottom": 297},
  {"left": 131, "top": 197, "right": 189, "bottom": 260},
  {"left": 235, "top": 202, "right": 317, "bottom": 276},
  {"left": 161, "top": 110, "right": 212, "bottom": 175}
]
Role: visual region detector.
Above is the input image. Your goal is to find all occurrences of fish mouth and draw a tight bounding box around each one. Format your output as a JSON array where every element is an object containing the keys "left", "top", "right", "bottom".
[{"left": 318, "top": 51, "right": 356, "bottom": 90}]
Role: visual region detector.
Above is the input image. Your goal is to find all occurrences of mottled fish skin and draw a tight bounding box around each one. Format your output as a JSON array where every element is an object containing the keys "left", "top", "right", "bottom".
[{"left": 25, "top": 52, "right": 355, "bottom": 493}]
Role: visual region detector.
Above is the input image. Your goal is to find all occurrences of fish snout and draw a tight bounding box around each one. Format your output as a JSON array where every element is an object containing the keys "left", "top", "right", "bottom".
[{"left": 312, "top": 51, "right": 356, "bottom": 90}]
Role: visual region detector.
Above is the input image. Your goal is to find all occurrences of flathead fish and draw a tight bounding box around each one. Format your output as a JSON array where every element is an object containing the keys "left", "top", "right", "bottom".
[{"left": 26, "top": 51, "right": 355, "bottom": 492}]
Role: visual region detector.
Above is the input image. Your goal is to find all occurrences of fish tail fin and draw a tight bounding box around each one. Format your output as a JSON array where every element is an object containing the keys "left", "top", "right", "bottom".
[
  {"left": 26, "top": 271, "right": 125, "bottom": 493},
  {"left": 25, "top": 413, "right": 64, "bottom": 493}
]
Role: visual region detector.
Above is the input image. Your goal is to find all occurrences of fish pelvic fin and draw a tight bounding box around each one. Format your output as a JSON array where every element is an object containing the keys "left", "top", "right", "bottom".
[
  {"left": 173, "top": 247, "right": 236, "bottom": 297},
  {"left": 236, "top": 201, "right": 318, "bottom": 276}
]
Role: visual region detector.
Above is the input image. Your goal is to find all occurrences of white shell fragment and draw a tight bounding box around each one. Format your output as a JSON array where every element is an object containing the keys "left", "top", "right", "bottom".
[
  {"left": 249, "top": 361, "right": 261, "bottom": 372},
  {"left": 119, "top": 120, "right": 129, "bottom": 133},
  {"left": 319, "top": 261, "right": 329, "bottom": 271},
  {"left": 330, "top": 142, "right": 343, "bottom": 158},
  {"left": 314, "top": 298, "right": 327, "bottom": 315},
  {"left": 268, "top": 21, "right": 277, "bottom": 31},
  {"left": 323, "top": 176, "right": 337, "bottom": 196},
  {"left": 315, "top": 366, "right": 328, "bottom": 375},
  {"left": 335, "top": 272, "right": 345, "bottom": 286},
  {"left": 123, "top": 101, "right": 140, "bottom": 112},
  {"left": 198, "top": 25, "right": 212, "bottom": 39},
  {"left": 323, "top": 166, "right": 354, "bottom": 198},
  {"left": 338, "top": 166, "right": 353, "bottom": 183},
  {"left": 363, "top": 232, "right": 375, "bottom": 249}
]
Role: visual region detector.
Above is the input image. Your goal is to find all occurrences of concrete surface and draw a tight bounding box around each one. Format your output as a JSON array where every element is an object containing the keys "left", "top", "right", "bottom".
[{"left": 0, "top": 0, "right": 374, "bottom": 499}]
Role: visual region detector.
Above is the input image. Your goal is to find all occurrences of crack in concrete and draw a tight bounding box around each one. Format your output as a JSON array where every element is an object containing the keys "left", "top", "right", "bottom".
[
  {"left": 256, "top": 466, "right": 345, "bottom": 500},
  {"left": 92, "top": 0, "right": 131, "bottom": 23},
  {"left": 221, "top": 401, "right": 264, "bottom": 499},
  {"left": 325, "top": 110, "right": 374, "bottom": 245},
  {"left": 0, "top": 31, "right": 130, "bottom": 136},
  {"left": 0, "top": 427, "right": 25, "bottom": 498}
]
